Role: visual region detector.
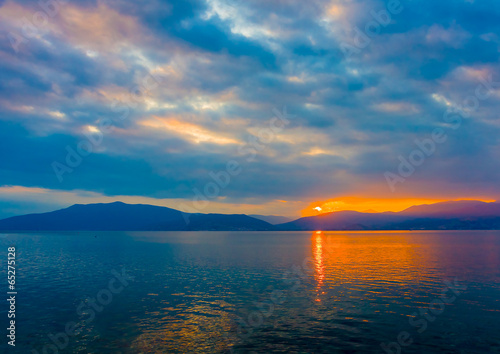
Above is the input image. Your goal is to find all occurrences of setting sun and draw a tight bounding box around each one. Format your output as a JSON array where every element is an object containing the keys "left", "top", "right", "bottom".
[{"left": 301, "top": 197, "right": 497, "bottom": 217}]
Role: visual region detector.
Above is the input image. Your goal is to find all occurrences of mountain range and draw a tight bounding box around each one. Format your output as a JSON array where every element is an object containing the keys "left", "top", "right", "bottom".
[
  {"left": 0, "top": 200, "right": 499, "bottom": 231},
  {"left": 278, "top": 200, "right": 500, "bottom": 231},
  {"left": 0, "top": 202, "right": 273, "bottom": 231}
]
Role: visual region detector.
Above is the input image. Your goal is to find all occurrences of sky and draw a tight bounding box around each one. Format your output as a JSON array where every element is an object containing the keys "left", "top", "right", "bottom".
[{"left": 0, "top": 0, "right": 499, "bottom": 219}]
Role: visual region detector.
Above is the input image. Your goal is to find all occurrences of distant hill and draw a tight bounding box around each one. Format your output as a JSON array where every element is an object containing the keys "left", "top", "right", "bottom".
[
  {"left": 1, "top": 200, "right": 500, "bottom": 232},
  {"left": 249, "top": 215, "right": 292, "bottom": 225},
  {"left": 400, "top": 200, "right": 500, "bottom": 217},
  {"left": 276, "top": 200, "right": 500, "bottom": 231},
  {"left": 276, "top": 210, "right": 403, "bottom": 231},
  {"left": 0, "top": 202, "right": 274, "bottom": 231}
]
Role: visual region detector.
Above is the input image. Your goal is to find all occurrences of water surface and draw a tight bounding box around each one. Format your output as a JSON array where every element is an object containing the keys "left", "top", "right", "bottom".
[{"left": 1, "top": 231, "right": 499, "bottom": 353}]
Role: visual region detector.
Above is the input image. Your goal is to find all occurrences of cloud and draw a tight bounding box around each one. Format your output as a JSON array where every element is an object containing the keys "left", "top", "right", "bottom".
[
  {"left": 0, "top": 0, "right": 500, "bottom": 216},
  {"left": 0, "top": 185, "right": 305, "bottom": 219},
  {"left": 139, "top": 116, "right": 241, "bottom": 145}
]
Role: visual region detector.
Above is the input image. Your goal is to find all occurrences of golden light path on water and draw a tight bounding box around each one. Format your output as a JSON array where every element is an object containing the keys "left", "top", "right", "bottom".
[
  {"left": 309, "top": 230, "right": 444, "bottom": 305},
  {"left": 313, "top": 231, "right": 325, "bottom": 301},
  {"left": 129, "top": 231, "right": 434, "bottom": 352},
  {"left": 124, "top": 230, "right": 500, "bottom": 353}
]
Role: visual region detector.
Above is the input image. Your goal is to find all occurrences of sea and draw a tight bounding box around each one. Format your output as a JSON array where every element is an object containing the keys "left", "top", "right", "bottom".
[{"left": 0, "top": 231, "right": 499, "bottom": 353}]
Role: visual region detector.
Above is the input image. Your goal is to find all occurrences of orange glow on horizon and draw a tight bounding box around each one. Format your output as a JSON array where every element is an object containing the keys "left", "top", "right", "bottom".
[{"left": 302, "top": 197, "right": 497, "bottom": 217}]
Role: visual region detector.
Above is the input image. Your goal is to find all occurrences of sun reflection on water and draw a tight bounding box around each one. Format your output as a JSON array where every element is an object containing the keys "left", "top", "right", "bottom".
[
  {"left": 313, "top": 231, "right": 325, "bottom": 302},
  {"left": 309, "top": 231, "right": 442, "bottom": 305}
]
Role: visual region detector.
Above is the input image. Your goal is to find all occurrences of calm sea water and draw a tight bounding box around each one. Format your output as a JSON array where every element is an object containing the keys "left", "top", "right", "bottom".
[{"left": 1, "top": 231, "right": 499, "bottom": 353}]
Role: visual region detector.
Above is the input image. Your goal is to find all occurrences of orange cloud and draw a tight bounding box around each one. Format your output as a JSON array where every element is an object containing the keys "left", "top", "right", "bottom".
[
  {"left": 0, "top": 0, "right": 151, "bottom": 69},
  {"left": 55, "top": 2, "right": 145, "bottom": 53},
  {"left": 140, "top": 116, "right": 240, "bottom": 145}
]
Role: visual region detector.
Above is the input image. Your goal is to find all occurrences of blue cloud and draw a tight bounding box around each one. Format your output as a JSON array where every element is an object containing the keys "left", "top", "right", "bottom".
[{"left": 0, "top": 0, "right": 499, "bottom": 215}]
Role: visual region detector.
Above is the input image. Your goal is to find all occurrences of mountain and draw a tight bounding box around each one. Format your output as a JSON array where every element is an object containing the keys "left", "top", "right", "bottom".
[
  {"left": 1, "top": 200, "right": 500, "bottom": 232},
  {"left": 182, "top": 213, "right": 274, "bottom": 231},
  {"left": 400, "top": 200, "right": 500, "bottom": 217},
  {"left": 276, "top": 210, "right": 403, "bottom": 231},
  {"left": 0, "top": 202, "right": 274, "bottom": 231},
  {"left": 277, "top": 200, "right": 500, "bottom": 231},
  {"left": 249, "top": 215, "right": 292, "bottom": 225}
]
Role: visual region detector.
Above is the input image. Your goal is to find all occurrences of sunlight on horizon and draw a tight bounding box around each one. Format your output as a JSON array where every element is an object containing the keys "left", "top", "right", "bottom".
[{"left": 302, "top": 197, "right": 497, "bottom": 217}]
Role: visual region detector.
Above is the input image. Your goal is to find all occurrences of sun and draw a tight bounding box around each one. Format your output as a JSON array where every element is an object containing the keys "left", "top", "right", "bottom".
[{"left": 314, "top": 206, "right": 322, "bottom": 212}]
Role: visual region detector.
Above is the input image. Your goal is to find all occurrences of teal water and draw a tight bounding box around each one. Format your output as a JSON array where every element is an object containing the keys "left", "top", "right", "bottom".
[{"left": 0, "top": 231, "right": 499, "bottom": 353}]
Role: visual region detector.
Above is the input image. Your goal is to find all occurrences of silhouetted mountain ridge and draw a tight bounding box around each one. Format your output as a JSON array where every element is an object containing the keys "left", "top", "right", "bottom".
[
  {"left": 0, "top": 202, "right": 274, "bottom": 231},
  {"left": 0, "top": 200, "right": 499, "bottom": 231},
  {"left": 277, "top": 200, "right": 500, "bottom": 230},
  {"left": 249, "top": 215, "right": 292, "bottom": 225}
]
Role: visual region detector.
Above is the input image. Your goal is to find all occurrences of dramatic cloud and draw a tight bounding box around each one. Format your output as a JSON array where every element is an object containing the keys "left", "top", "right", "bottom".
[{"left": 0, "top": 0, "right": 499, "bottom": 218}]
